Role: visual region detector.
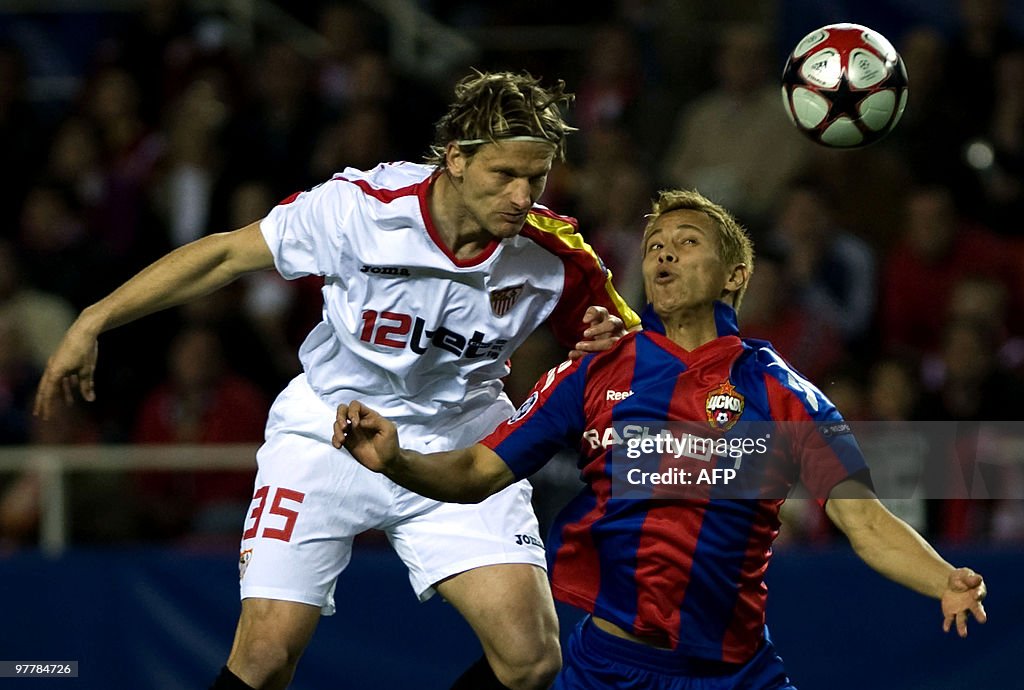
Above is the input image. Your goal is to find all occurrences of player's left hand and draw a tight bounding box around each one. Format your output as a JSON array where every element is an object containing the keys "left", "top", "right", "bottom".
[
  {"left": 333, "top": 400, "right": 400, "bottom": 474},
  {"left": 941, "top": 567, "right": 987, "bottom": 638},
  {"left": 569, "top": 306, "right": 629, "bottom": 360}
]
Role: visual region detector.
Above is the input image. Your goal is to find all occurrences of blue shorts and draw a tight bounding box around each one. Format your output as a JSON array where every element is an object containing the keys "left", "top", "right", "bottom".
[{"left": 553, "top": 617, "right": 797, "bottom": 690}]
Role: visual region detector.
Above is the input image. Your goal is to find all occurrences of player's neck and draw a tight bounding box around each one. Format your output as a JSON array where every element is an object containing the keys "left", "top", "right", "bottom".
[
  {"left": 660, "top": 306, "right": 720, "bottom": 351},
  {"left": 429, "top": 172, "right": 493, "bottom": 260}
]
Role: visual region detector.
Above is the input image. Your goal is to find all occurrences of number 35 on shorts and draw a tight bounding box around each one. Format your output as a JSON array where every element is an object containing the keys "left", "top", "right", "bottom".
[{"left": 243, "top": 486, "right": 306, "bottom": 542}]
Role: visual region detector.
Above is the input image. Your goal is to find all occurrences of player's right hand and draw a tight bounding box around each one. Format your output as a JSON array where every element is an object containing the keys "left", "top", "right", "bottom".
[
  {"left": 941, "top": 567, "right": 987, "bottom": 638},
  {"left": 33, "top": 327, "right": 100, "bottom": 421},
  {"left": 333, "top": 400, "right": 401, "bottom": 473},
  {"left": 569, "top": 305, "right": 629, "bottom": 360}
]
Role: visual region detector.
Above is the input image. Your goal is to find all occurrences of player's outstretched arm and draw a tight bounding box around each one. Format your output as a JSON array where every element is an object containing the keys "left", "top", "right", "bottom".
[
  {"left": 334, "top": 400, "right": 515, "bottom": 503},
  {"left": 568, "top": 305, "right": 636, "bottom": 360},
  {"left": 34, "top": 222, "right": 275, "bottom": 420},
  {"left": 825, "top": 479, "right": 988, "bottom": 638}
]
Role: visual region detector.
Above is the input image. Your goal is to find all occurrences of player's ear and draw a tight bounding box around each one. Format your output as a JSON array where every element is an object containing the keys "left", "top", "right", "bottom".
[
  {"left": 445, "top": 143, "right": 466, "bottom": 178},
  {"left": 724, "top": 262, "right": 749, "bottom": 294}
]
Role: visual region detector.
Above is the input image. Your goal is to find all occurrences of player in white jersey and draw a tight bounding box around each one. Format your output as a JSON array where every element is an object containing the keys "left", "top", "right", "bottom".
[{"left": 35, "top": 70, "right": 640, "bottom": 690}]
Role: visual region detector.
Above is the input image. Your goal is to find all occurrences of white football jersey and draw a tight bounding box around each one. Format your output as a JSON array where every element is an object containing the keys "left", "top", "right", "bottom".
[{"left": 260, "top": 162, "right": 638, "bottom": 435}]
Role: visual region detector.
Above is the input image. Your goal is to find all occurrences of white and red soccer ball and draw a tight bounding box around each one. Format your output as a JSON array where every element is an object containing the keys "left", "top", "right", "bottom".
[{"left": 781, "top": 23, "right": 908, "bottom": 148}]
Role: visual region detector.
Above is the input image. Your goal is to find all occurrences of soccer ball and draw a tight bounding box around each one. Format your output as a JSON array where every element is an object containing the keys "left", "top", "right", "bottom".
[{"left": 781, "top": 23, "right": 908, "bottom": 148}]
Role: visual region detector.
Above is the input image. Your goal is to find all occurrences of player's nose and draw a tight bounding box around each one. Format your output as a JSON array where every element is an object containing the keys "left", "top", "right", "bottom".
[{"left": 509, "top": 178, "right": 532, "bottom": 209}]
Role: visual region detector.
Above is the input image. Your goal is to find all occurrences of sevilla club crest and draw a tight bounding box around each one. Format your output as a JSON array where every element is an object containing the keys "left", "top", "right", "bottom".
[{"left": 490, "top": 284, "right": 524, "bottom": 317}]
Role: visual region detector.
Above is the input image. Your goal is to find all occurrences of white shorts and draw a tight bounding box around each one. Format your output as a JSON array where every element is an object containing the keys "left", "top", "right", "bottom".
[{"left": 237, "top": 375, "right": 547, "bottom": 614}]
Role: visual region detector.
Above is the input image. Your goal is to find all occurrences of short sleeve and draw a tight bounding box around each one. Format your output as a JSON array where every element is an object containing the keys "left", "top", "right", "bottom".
[
  {"left": 758, "top": 345, "right": 872, "bottom": 502},
  {"left": 260, "top": 180, "right": 350, "bottom": 279},
  {"left": 481, "top": 357, "right": 590, "bottom": 479},
  {"left": 520, "top": 211, "right": 640, "bottom": 350}
]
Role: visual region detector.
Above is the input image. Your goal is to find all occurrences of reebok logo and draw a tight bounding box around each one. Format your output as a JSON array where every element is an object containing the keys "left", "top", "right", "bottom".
[
  {"left": 360, "top": 264, "right": 410, "bottom": 277},
  {"left": 606, "top": 389, "right": 634, "bottom": 401}
]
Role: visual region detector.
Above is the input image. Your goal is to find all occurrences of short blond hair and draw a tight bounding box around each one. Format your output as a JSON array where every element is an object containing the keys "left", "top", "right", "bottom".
[
  {"left": 426, "top": 70, "right": 576, "bottom": 167},
  {"left": 643, "top": 189, "right": 755, "bottom": 310}
]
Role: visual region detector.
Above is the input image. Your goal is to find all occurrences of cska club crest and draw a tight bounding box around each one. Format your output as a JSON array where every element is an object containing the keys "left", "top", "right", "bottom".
[
  {"left": 490, "top": 284, "right": 524, "bottom": 317},
  {"left": 705, "top": 381, "right": 744, "bottom": 431}
]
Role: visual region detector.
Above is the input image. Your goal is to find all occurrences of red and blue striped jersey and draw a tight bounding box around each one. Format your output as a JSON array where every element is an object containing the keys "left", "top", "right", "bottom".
[{"left": 480, "top": 302, "right": 869, "bottom": 662}]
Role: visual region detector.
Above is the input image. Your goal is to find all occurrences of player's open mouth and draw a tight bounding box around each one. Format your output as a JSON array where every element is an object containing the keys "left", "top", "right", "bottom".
[{"left": 654, "top": 270, "right": 675, "bottom": 283}]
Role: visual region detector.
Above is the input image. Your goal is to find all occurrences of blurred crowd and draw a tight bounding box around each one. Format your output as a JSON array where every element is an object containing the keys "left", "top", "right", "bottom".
[{"left": 1, "top": 0, "right": 1022, "bottom": 550}]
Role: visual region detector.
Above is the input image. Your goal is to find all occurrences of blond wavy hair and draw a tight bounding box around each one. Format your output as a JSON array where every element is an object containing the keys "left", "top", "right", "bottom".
[{"left": 426, "top": 70, "right": 576, "bottom": 167}]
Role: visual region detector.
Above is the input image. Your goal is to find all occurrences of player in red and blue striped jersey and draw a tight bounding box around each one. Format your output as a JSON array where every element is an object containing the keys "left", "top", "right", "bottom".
[{"left": 337, "top": 189, "right": 988, "bottom": 689}]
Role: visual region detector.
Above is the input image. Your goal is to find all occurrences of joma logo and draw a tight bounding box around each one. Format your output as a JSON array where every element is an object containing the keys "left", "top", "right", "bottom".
[
  {"left": 360, "top": 264, "right": 410, "bottom": 277},
  {"left": 514, "top": 534, "right": 543, "bottom": 548}
]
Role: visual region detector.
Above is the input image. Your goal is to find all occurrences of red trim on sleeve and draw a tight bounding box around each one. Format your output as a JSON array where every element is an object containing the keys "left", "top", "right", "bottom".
[
  {"left": 343, "top": 177, "right": 421, "bottom": 204},
  {"left": 519, "top": 221, "right": 630, "bottom": 350},
  {"left": 278, "top": 174, "right": 421, "bottom": 208}
]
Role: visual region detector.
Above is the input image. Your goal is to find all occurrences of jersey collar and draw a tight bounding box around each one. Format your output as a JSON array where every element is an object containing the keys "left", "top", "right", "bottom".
[
  {"left": 419, "top": 169, "right": 501, "bottom": 268},
  {"left": 640, "top": 301, "right": 740, "bottom": 338}
]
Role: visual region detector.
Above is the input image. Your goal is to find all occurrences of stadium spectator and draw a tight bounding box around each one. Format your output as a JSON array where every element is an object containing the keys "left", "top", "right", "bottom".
[
  {"left": 946, "top": 0, "right": 1023, "bottom": 143},
  {"left": 15, "top": 182, "right": 97, "bottom": 309},
  {"left": 917, "top": 318, "right": 1024, "bottom": 423},
  {"left": 312, "top": 2, "right": 379, "bottom": 114},
  {"left": 0, "top": 316, "right": 38, "bottom": 446},
  {"left": 110, "top": 0, "right": 199, "bottom": 127},
  {"left": 132, "top": 324, "right": 268, "bottom": 541},
  {"left": 580, "top": 162, "right": 652, "bottom": 309},
  {"left": 309, "top": 102, "right": 396, "bottom": 179},
  {"left": 79, "top": 65, "right": 165, "bottom": 267},
  {"left": 337, "top": 188, "right": 988, "bottom": 689},
  {"left": 868, "top": 355, "right": 922, "bottom": 422},
  {"left": 45, "top": 116, "right": 107, "bottom": 218},
  {"left": 177, "top": 284, "right": 296, "bottom": 400},
  {"left": 151, "top": 74, "right": 231, "bottom": 247},
  {"left": 660, "top": 23, "right": 814, "bottom": 225},
  {"left": 0, "top": 42, "right": 44, "bottom": 222},
  {"left": 220, "top": 41, "right": 322, "bottom": 200},
  {"left": 560, "top": 119, "right": 636, "bottom": 223},
  {"left": 211, "top": 180, "right": 320, "bottom": 393},
  {"left": 916, "top": 317, "right": 1024, "bottom": 543},
  {"left": 0, "top": 311, "right": 109, "bottom": 549},
  {"left": 34, "top": 70, "right": 638, "bottom": 690},
  {"left": 0, "top": 240, "right": 76, "bottom": 371},
  {"left": 739, "top": 243, "right": 846, "bottom": 383},
  {"left": 574, "top": 24, "right": 640, "bottom": 126},
  {"left": 865, "top": 355, "right": 929, "bottom": 535},
  {"left": 767, "top": 180, "right": 877, "bottom": 349},
  {"left": 980, "top": 49, "right": 1024, "bottom": 236},
  {"left": 879, "top": 184, "right": 1017, "bottom": 357},
  {"left": 891, "top": 26, "right": 978, "bottom": 208}
]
